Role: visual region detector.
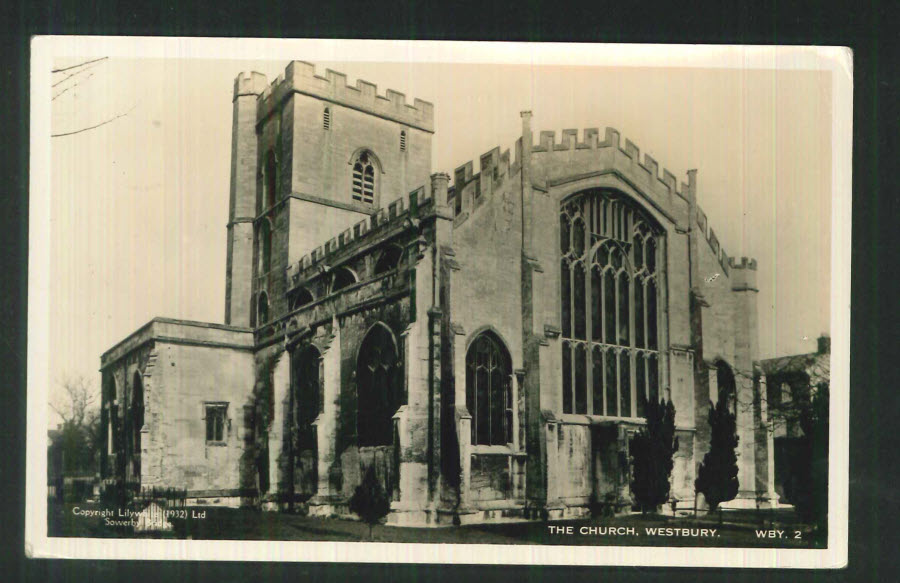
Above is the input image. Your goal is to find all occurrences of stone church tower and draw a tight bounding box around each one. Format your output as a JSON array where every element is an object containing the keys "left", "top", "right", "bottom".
[{"left": 99, "top": 61, "right": 773, "bottom": 525}]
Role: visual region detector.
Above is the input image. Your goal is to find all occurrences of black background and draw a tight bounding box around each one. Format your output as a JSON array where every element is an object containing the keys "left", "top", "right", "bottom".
[{"left": 2, "top": 1, "right": 897, "bottom": 581}]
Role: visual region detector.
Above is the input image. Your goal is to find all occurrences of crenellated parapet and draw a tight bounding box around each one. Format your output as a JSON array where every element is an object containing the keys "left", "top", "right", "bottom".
[
  {"left": 728, "top": 256, "right": 759, "bottom": 291},
  {"left": 285, "top": 186, "right": 435, "bottom": 288},
  {"left": 254, "top": 61, "right": 434, "bottom": 132},
  {"left": 233, "top": 71, "right": 268, "bottom": 100},
  {"left": 448, "top": 140, "right": 521, "bottom": 220},
  {"left": 531, "top": 127, "right": 688, "bottom": 202}
]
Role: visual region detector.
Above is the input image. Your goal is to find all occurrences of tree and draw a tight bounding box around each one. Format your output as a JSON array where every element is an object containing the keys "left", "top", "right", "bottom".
[
  {"left": 787, "top": 382, "right": 829, "bottom": 529},
  {"left": 630, "top": 398, "right": 679, "bottom": 513},
  {"left": 349, "top": 467, "right": 391, "bottom": 540},
  {"left": 695, "top": 394, "right": 740, "bottom": 511},
  {"left": 49, "top": 375, "right": 102, "bottom": 476}
]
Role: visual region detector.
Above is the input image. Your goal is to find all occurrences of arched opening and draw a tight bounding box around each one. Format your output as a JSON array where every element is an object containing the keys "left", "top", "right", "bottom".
[
  {"left": 258, "top": 219, "right": 273, "bottom": 274},
  {"left": 356, "top": 324, "right": 401, "bottom": 447},
  {"left": 560, "top": 187, "right": 664, "bottom": 417},
  {"left": 131, "top": 372, "right": 144, "bottom": 479},
  {"left": 323, "top": 107, "right": 331, "bottom": 130},
  {"left": 264, "top": 150, "right": 277, "bottom": 210},
  {"left": 716, "top": 361, "right": 737, "bottom": 416},
  {"left": 290, "top": 287, "right": 314, "bottom": 310},
  {"left": 330, "top": 266, "right": 357, "bottom": 294},
  {"left": 465, "top": 331, "right": 513, "bottom": 445},
  {"left": 351, "top": 150, "right": 378, "bottom": 204},
  {"left": 373, "top": 244, "right": 403, "bottom": 276},
  {"left": 257, "top": 291, "right": 269, "bottom": 325},
  {"left": 291, "top": 345, "right": 321, "bottom": 498}
]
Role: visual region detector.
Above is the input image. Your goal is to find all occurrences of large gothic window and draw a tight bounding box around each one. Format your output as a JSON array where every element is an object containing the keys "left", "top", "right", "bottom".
[
  {"left": 357, "top": 324, "right": 402, "bottom": 447},
  {"left": 560, "top": 188, "right": 663, "bottom": 417},
  {"left": 351, "top": 151, "right": 377, "bottom": 204},
  {"left": 466, "top": 331, "right": 513, "bottom": 445}
]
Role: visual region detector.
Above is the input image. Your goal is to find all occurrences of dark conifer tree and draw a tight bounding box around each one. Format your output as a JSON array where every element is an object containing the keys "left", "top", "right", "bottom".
[
  {"left": 695, "top": 394, "right": 740, "bottom": 511},
  {"left": 630, "top": 398, "right": 679, "bottom": 513}
]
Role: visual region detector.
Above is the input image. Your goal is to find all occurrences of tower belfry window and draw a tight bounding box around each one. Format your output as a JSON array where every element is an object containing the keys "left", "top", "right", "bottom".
[
  {"left": 400, "top": 130, "right": 407, "bottom": 151},
  {"left": 352, "top": 151, "right": 376, "bottom": 204},
  {"left": 323, "top": 107, "right": 331, "bottom": 130}
]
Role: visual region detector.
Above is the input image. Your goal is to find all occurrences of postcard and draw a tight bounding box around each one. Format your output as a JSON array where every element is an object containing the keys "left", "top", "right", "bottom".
[{"left": 26, "top": 37, "right": 851, "bottom": 568}]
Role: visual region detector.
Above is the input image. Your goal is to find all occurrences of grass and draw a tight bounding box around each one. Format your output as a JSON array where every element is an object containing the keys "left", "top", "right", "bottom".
[{"left": 48, "top": 500, "right": 826, "bottom": 548}]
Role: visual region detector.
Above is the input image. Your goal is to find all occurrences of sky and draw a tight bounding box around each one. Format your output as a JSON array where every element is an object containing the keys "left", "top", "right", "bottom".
[{"left": 45, "top": 47, "right": 834, "bottom": 420}]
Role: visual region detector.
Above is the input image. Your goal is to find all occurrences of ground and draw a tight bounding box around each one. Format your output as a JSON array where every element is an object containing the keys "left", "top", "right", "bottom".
[{"left": 48, "top": 501, "right": 825, "bottom": 548}]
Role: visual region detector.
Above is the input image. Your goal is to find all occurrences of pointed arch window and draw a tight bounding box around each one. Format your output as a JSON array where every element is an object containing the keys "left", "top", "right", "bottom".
[
  {"left": 560, "top": 188, "right": 664, "bottom": 417},
  {"left": 357, "top": 324, "right": 402, "bottom": 447},
  {"left": 257, "top": 291, "right": 269, "bottom": 325},
  {"left": 466, "top": 331, "right": 513, "bottom": 445},
  {"left": 323, "top": 107, "right": 331, "bottom": 130},
  {"left": 263, "top": 150, "right": 277, "bottom": 211},
  {"left": 351, "top": 151, "right": 376, "bottom": 204},
  {"left": 716, "top": 361, "right": 737, "bottom": 416},
  {"left": 292, "top": 345, "right": 321, "bottom": 451},
  {"left": 258, "top": 218, "right": 273, "bottom": 274},
  {"left": 400, "top": 130, "right": 407, "bottom": 152}
]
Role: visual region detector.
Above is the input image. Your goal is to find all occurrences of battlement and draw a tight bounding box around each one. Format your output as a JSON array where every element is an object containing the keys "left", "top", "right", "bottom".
[
  {"left": 254, "top": 61, "right": 434, "bottom": 132},
  {"left": 531, "top": 127, "right": 687, "bottom": 201},
  {"left": 728, "top": 256, "right": 759, "bottom": 291},
  {"left": 285, "top": 185, "right": 435, "bottom": 288},
  {"left": 728, "top": 256, "right": 758, "bottom": 271},
  {"left": 233, "top": 71, "right": 268, "bottom": 100},
  {"left": 448, "top": 140, "right": 520, "bottom": 221}
]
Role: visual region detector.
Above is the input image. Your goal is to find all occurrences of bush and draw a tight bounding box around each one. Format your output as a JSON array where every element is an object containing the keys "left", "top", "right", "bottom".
[
  {"left": 695, "top": 394, "right": 739, "bottom": 511},
  {"left": 349, "top": 467, "right": 391, "bottom": 539},
  {"left": 630, "top": 398, "right": 679, "bottom": 513}
]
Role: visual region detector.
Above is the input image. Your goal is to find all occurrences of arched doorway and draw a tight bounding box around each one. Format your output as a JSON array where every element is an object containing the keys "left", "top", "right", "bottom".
[{"left": 356, "top": 323, "right": 401, "bottom": 499}]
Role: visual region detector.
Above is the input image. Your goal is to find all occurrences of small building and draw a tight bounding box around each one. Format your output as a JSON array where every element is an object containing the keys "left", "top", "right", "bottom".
[
  {"left": 760, "top": 336, "right": 830, "bottom": 506},
  {"left": 100, "top": 61, "right": 774, "bottom": 525}
]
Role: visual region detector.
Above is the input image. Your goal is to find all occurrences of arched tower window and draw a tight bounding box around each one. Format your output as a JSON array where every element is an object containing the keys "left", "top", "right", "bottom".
[
  {"left": 356, "top": 324, "right": 402, "bottom": 447},
  {"left": 716, "top": 361, "right": 737, "bottom": 416},
  {"left": 351, "top": 151, "right": 377, "bottom": 204},
  {"left": 373, "top": 244, "right": 403, "bottom": 276},
  {"left": 323, "top": 107, "right": 331, "bottom": 130},
  {"left": 560, "top": 188, "right": 664, "bottom": 418},
  {"left": 330, "top": 266, "right": 357, "bottom": 293},
  {"left": 466, "top": 331, "right": 513, "bottom": 445},
  {"left": 264, "top": 150, "right": 278, "bottom": 211},
  {"left": 400, "top": 130, "right": 407, "bottom": 152},
  {"left": 257, "top": 291, "right": 269, "bottom": 325},
  {"left": 131, "top": 372, "right": 144, "bottom": 478},
  {"left": 292, "top": 345, "right": 321, "bottom": 451},
  {"left": 258, "top": 218, "right": 273, "bottom": 274}
]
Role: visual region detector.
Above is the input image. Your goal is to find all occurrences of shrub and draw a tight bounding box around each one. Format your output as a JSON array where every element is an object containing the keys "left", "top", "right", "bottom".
[{"left": 349, "top": 467, "right": 391, "bottom": 539}]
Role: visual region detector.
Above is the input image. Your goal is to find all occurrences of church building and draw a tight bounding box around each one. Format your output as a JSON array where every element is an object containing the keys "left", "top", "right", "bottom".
[{"left": 99, "top": 61, "right": 774, "bottom": 525}]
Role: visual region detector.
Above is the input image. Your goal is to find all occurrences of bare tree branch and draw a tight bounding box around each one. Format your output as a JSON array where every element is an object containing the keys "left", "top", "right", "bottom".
[
  {"left": 51, "top": 57, "right": 108, "bottom": 74},
  {"left": 51, "top": 104, "right": 137, "bottom": 138},
  {"left": 52, "top": 73, "right": 94, "bottom": 101}
]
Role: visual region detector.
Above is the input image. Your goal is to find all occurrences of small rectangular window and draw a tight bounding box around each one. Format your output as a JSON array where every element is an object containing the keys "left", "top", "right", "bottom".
[{"left": 205, "top": 403, "right": 228, "bottom": 443}]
